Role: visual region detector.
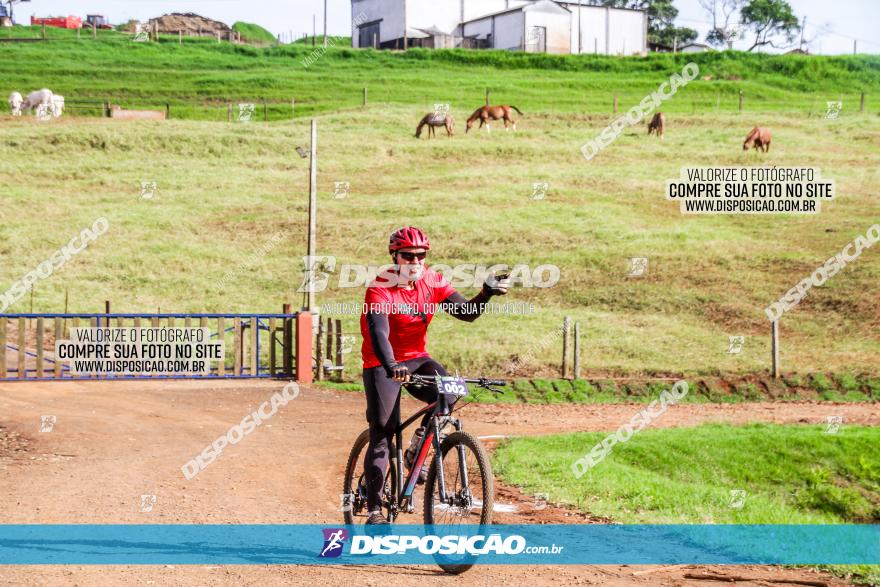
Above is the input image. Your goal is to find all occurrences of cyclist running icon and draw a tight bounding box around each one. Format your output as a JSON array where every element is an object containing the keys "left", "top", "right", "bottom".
[{"left": 360, "top": 226, "right": 510, "bottom": 525}]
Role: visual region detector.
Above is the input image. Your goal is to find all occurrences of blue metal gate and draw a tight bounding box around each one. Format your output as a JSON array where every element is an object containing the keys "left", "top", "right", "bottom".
[{"left": 0, "top": 313, "right": 299, "bottom": 381}]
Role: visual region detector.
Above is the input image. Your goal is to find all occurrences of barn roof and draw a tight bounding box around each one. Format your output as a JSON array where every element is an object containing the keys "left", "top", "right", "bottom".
[{"left": 461, "top": 0, "right": 571, "bottom": 24}]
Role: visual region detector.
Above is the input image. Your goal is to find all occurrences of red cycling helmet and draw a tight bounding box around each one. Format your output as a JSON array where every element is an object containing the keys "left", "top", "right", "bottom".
[{"left": 389, "top": 226, "right": 430, "bottom": 252}]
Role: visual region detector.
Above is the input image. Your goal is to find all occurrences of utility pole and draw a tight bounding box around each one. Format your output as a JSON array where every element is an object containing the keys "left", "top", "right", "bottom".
[
  {"left": 312, "top": 14, "right": 316, "bottom": 46},
  {"left": 306, "top": 120, "right": 318, "bottom": 312},
  {"left": 323, "top": 0, "right": 327, "bottom": 47},
  {"left": 577, "top": 0, "right": 582, "bottom": 53}
]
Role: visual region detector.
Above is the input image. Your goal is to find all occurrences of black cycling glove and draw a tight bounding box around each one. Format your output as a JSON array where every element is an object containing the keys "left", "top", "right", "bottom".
[{"left": 387, "top": 362, "right": 410, "bottom": 381}]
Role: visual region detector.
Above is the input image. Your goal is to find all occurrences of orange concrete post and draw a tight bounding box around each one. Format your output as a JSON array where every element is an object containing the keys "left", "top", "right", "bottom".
[{"left": 296, "top": 311, "right": 313, "bottom": 383}]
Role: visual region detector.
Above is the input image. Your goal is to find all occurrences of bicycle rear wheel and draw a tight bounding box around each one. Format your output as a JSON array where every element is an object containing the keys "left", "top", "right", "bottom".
[
  {"left": 423, "top": 430, "right": 494, "bottom": 574},
  {"left": 342, "top": 429, "right": 398, "bottom": 525}
]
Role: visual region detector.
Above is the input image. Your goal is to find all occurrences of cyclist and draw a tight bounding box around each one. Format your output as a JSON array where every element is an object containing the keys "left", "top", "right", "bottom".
[{"left": 360, "top": 226, "right": 510, "bottom": 525}]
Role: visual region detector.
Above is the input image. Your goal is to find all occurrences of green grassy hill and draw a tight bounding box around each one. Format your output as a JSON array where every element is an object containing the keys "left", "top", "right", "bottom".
[
  {"left": 1, "top": 29, "right": 879, "bottom": 118},
  {"left": 1, "top": 34, "right": 878, "bottom": 379},
  {"left": 1, "top": 109, "right": 878, "bottom": 378},
  {"left": 232, "top": 22, "right": 276, "bottom": 45}
]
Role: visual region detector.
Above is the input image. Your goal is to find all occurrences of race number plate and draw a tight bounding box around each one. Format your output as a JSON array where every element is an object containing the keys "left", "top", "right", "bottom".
[{"left": 437, "top": 376, "right": 469, "bottom": 397}]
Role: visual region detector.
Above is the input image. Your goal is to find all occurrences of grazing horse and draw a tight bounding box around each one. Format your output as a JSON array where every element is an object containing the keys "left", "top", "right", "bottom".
[
  {"left": 743, "top": 126, "right": 771, "bottom": 152},
  {"left": 647, "top": 112, "right": 666, "bottom": 139},
  {"left": 415, "top": 112, "right": 454, "bottom": 138},
  {"left": 465, "top": 105, "right": 523, "bottom": 133},
  {"left": 8, "top": 92, "right": 23, "bottom": 116},
  {"left": 20, "top": 88, "right": 54, "bottom": 116}
]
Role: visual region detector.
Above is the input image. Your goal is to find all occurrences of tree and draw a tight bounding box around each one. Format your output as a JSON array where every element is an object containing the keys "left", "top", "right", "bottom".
[
  {"left": 600, "top": 0, "right": 697, "bottom": 48},
  {"left": 698, "top": 0, "right": 746, "bottom": 49},
  {"left": 740, "top": 0, "right": 800, "bottom": 51}
]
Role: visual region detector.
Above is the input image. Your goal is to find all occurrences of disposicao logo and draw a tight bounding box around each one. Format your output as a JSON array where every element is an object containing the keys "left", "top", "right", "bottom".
[
  {"left": 319, "top": 528, "right": 348, "bottom": 558},
  {"left": 350, "top": 534, "right": 526, "bottom": 555}
]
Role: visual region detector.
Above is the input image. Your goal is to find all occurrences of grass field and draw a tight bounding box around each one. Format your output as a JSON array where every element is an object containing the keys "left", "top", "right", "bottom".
[
  {"left": 1, "top": 108, "right": 878, "bottom": 379},
  {"left": 1, "top": 36, "right": 879, "bottom": 379},
  {"left": 493, "top": 423, "right": 880, "bottom": 583}
]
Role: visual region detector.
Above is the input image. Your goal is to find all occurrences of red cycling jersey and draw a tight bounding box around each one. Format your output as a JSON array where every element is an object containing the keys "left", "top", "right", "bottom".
[{"left": 360, "top": 267, "right": 456, "bottom": 369}]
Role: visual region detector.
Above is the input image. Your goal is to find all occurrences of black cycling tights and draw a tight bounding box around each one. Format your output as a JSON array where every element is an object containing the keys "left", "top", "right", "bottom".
[{"left": 362, "top": 355, "right": 452, "bottom": 513}]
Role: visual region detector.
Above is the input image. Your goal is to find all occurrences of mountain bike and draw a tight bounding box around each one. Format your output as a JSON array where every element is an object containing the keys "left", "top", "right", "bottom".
[{"left": 341, "top": 374, "right": 507, "bottom": 573}]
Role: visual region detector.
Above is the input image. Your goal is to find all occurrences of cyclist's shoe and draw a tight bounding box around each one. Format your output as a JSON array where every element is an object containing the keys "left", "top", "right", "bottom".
[{"left": 366, "top": 511, "right": 389, "bottom": 525}]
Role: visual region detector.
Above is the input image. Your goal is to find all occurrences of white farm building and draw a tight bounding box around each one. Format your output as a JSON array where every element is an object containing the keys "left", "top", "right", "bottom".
[{"left": 351, "top": 0, "right": 647, "bottom": 55}]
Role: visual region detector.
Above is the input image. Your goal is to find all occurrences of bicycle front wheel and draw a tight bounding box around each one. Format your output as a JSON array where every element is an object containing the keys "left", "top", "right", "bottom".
[{"left": 423, "top": 431, "right": 494, "bottom": 573}]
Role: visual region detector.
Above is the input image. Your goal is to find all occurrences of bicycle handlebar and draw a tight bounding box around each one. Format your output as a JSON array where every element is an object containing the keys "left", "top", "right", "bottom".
[{"left": 407, "top": 374, "right": 508, "bottom": 388}]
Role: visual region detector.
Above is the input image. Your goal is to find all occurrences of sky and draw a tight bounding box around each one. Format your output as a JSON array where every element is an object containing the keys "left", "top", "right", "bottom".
[{"left": 13, "top": 0, "right": 880, "bottom": 54}]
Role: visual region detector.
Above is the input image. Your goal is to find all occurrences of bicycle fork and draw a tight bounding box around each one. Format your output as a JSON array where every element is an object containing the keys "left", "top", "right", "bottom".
[{"left": 433, "top": 417, "right": 469, "bottom": 511}]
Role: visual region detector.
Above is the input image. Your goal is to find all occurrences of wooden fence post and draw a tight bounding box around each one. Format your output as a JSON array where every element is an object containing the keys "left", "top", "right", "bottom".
[
  {"left": 485, "top": 88, "right": 490, "bottom": 106},
  {"left": 315, "top": 317, "right": 324, "bottom": 380},
  {"left": 41, "top": 23, "right": 46, "bottom": 39},
  {"left": 613, "top": 94, "right": 618, "bottom": 114},
  {"left": 860, "top": 92, "right": 865, "bottom": 113},
  {"left": 283, "top": 303, "right": 292, "bottom": 376},
  {"left": 165, "top": 103, "right": 170, "bottom": 119},
  {"left": 335, "top": 319, "right": 343, "bottom": 381},
  {"left": 739, "top": 90, "right": 744, "bottom": 113},
  {"left": 269, "top": 317, "right": 277, "bottom": 376},
  {"left": 249, "top": 316, "right": 257, "bottom": 376},
  {"left": 35, "top": 318, "right": 44, "bottom": 378},
  {"left": 771, "top": 320, "right": 780, "bottom": 378},
  {"left": 363, "top": 87, "right": 367, "bottom": 106},
  {"left": 0, "top": 318, "right": 6, "bottom": 378},
  {"left": 291, "top": 97, "right": 295, "bottom": 120},
  {"left": 17, "top": 318, "right": 25, "bottom": 379},
  {"left": 573, "top": 322, "right": 581, "bottom": 380},
  {"left": 263, "top": 99, "right": 268, "bottom": 122},
  {"left": 179, "top": 30, "right": 182, "bottom": 45},
  {"left": 233, "top": 317, "right": 242, "bottom": 376},
  {"left": 54, "top": 318, "right": 62, "bottom": 377},
  {"left": 227, "top": 102, "right": 232, "bottom": 122},
  {"left": 217, "top": 316, "right": 226, "bottom": 376},
  {"left": 561, "top": 316, "right": 570, "bottom": 378},
  {"left": 325, "top": 317, "right": 333, "bottom": 370}
]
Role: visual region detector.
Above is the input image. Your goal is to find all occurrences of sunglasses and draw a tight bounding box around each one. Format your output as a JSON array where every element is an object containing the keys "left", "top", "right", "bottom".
[{"left": 397, "top": 251, "right": 427, "bottom": 261}]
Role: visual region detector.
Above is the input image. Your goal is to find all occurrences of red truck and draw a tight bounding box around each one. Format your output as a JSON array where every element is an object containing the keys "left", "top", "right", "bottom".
[{"left": 30, "top": 15, "right": 83, "bottom": 29}]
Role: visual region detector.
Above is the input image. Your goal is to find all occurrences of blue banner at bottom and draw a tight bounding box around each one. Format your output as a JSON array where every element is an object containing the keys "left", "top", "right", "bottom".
[{"left": 0, "top": 524, "right": 875, "bottom": 565}]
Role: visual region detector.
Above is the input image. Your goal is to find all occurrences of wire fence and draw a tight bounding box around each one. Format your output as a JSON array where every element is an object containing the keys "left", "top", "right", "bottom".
[{"left": 12, "top": 90, "right": 876, "bottom": 123}]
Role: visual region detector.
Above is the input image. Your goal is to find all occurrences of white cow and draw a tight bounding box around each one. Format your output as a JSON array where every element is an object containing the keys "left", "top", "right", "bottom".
[
  {"left": 51, "top": 94, "right": 65, "bottom": 117},
  {"left": 21, "top": 88, "right": 55, "bottom": 117},
  {"left": 8, "top": 92, "right": 23, "bottom": 116}
]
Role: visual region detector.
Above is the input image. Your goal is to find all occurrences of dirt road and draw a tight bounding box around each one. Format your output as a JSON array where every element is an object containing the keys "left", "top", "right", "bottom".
[{"left": 1, "top": 379, "right": 875, "bottom": 586}]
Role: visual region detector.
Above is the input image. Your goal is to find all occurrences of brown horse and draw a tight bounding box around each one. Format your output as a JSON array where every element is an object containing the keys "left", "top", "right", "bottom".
[
  {"left": 743, "top": 126, "right": 771, "bottom": 152},
  {"left": 647, "top": 112, "right": 666, "bottom": 139},
  {"left": 465, "top": 105, "right": 523, "bottom": 133},
  {"left": 415, "top": 112, "right": 454, "bottom": 138}
]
